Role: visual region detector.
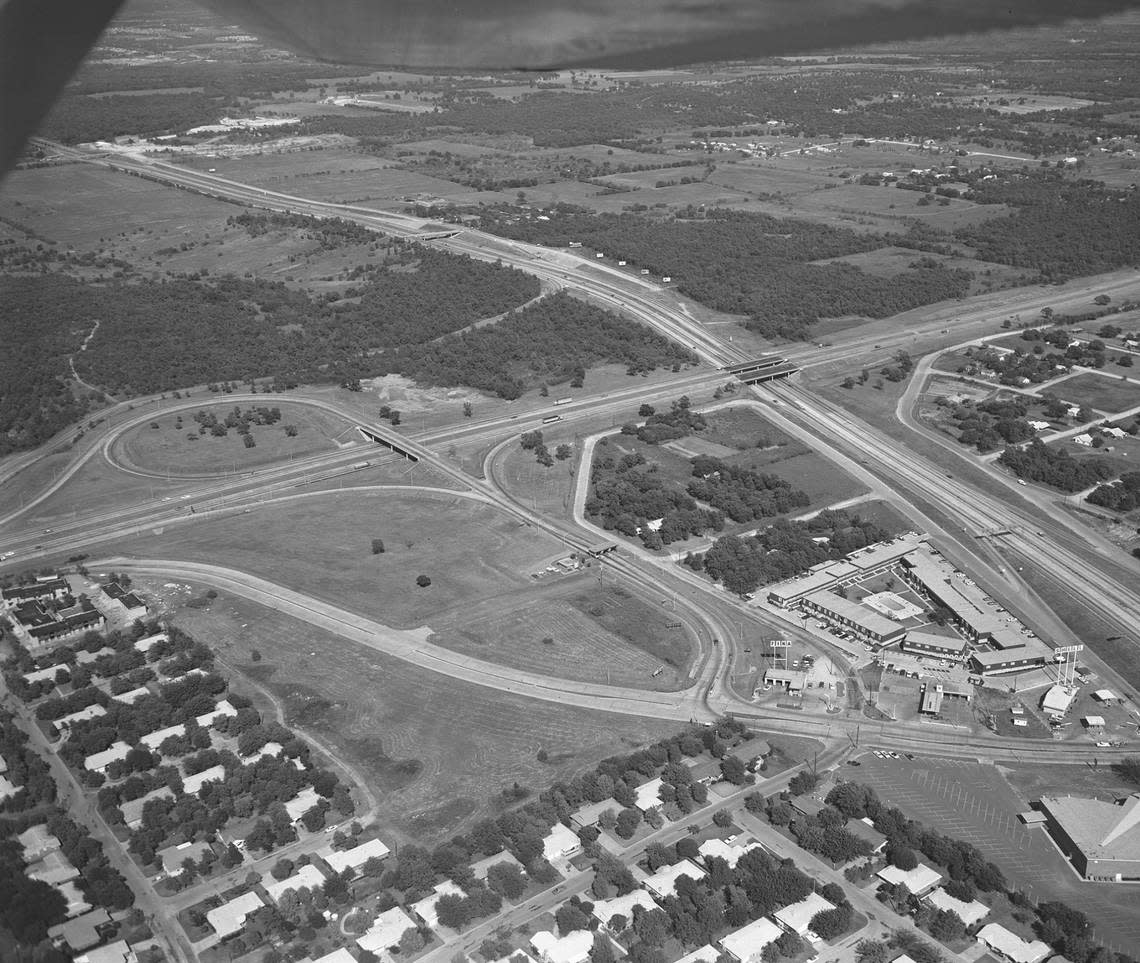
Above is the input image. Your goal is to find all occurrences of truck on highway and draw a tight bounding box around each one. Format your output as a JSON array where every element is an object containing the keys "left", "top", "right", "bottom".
[
  {"left": 568, "top": 241, "right": 582, "bottom": 248},
  {"left": 542, "top": 415, "right": 562, "bottom": 424},
  {"left": 352, "top": 461, "right": 371, "bottom": 470},
  {"left": 553, "top": 397, "right": 573, "bottom": 406}
]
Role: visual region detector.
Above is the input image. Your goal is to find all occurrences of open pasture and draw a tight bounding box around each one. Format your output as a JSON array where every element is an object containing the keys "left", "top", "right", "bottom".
[
  {"left": 428, "top": 581, "right": 691, "bottom": 691},
  {"left": 789, "top": 182, "right": 1012, "bottom": 230},
  {"left": 707, "top": 163, "right": 829, "bottom": 198},
  {"left": 114, "top": 401, "right": 355, "bottom": 476},
  {"left": 175, "top": 147, "right": 397, "bottom": 186},
  {"left": 595, "top": 165, "right": 710, "bottom": 190},
  {"left": 0, "top": 164, "right": 232, "bottom": 249},
  {"left": 167, "top": 591, "right": 676, "bottom": 844},
  {"left": 110, "top": 489, "right": 564, "bottom": 630},
  {"left": 1053, "top": 372, "right": 1140, "bottom": 415},
  {"left": 812, "top": 246, "right": 1029, "bottom": 294},
  {"left": 270, "top": 168, "right": 479, "bottom": 203}
]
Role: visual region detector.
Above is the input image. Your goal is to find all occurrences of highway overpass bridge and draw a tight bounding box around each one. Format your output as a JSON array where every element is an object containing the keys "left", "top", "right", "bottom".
[
  {"left": 723, "top": 357, "right": 799, "bottom": 383},
  {"left": 356, "top": 425, "right": 420, "bottom": 461}
]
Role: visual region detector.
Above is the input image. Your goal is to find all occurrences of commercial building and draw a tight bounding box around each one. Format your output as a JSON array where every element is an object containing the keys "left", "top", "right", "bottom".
[
  {"left": 765, "top": 535, "right": 927, "bottom": 608},
  {"left": 93, "top": 582, "right": 148, "bottom": 623},
  {"left": 763, "top": 668, "right": 808, "bottom": 693},
  {"left": 1041, "top": 686, "right": 1077, "bottom": 716},
  {"left": 802, "top": 590, "right": 907, "bottom": 646},
  {"left": 919, "top": 681, "right": 971, "bottom": 715},
  {"left": 719, "top": 917, "right": 784, "bottom": 963},
  {"left": 975, "top": 924, "right": 1051, "bottom": 963},
  {"left": 1038, "top": 793, "right": 1140, "bottom": 880},
  {"left": 902, "top": 631, "right": 967, "bottom": 661}
]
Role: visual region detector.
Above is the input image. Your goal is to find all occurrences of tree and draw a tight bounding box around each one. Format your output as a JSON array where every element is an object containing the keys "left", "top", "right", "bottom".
[
  {"left": 638, "top": 404, "right": 656, "bottom": 418},
  {"left": 929, "top": 909, "right": 966, "bottom": 943},
  {"left": 371, "top": 538, "right": 386, "bottom": 555},
  {"left": 463, "top": 402, "right": 473, "bottom": 417},
  {"left": 555, "top": 444, "right": 573, "bottom": 461},
  {"left": 720, "top": 756, "right": 747, "bottom": 785},
  {"left": 556, "top": 902, "right": 591, "bottom": 933},
  {"left": 400, "top": 927, "right": 426, "bottom": 953},
  {"left": 416, "top": 575, "right": 432, "bottom": 587},
  {"left": 713, "top": 810, "right": 733, "bottom": 828},
  {"left": 615, "top": 807, "right": 642, "bottom": 839},
  {"left": 486, "top": 863, "right": 527, "bottom": 900},
  {"left": 591, "top": 932, "right": 617, "bottom": 963},
  {"left": 888, "top": 844, "right": 918, "bottom": 871}
]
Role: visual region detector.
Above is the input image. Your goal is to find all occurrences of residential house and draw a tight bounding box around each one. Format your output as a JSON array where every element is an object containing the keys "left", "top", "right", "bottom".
[
  {"left": 357, "top": 906, "right": 418, "bottom": 956},
  {"left": 719, "top": 917, "right": 784, "bottom": 963},
  {"left": 320, "top": 836, "right": 391, "bottom": 877},
  {"left": 773, "top": 892, "right": 833, "bottom": 939},
  {"left": 976, "top": 924, "right": 1051, "bottom": 963},
  {"left": 206, "top": 891, "right": 265, "bottom": 941},
  {"left": 531, "top": 930, "right": 595, "bottom": 963}
]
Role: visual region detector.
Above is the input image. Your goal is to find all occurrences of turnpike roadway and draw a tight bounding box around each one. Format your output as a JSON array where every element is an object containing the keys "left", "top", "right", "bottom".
[
  {"left": 12, "top": 142, "right": 1140, "bottom": 761},
  {"left": 765, "top": 379, "right": 1140, "bottom": 649}
]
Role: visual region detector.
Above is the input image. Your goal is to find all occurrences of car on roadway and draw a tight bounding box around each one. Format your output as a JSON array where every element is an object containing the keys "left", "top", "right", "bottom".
[
  {"left": 0, "top": 551, "right": 14, "bottom": 560},
  {"left": 886, "top": 751, "right": 901, "bottom": 759},
  {"left": 1095, "top": 741, "right": 1112, "bottom": 748},
  {"left": 873, "top": 750, "right": 886, "bottom": 758},
  {"left": 846, "top": 760, "right": 861, "bottom": 766}
]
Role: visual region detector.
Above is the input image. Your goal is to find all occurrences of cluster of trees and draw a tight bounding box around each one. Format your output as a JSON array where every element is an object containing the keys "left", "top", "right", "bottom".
[
  {"left": 188, "top": 405, "right": 285, "bottom": 442},
  {"left": 382, "top": 292, "right": 695, "bottom": 400},
  {"left": 0, "top": 711, "right": 56, "bottom": 812},
  {"left": 763, "top": 795, "right": 875, "bottom": 866},
  {"left": 40, "top": 91, "right": 227, "bottom": 144},
  {"left": 938, "top": 397, "right": 1038, "bottom": 454},
  {"left": 624, "top": 397, "right": 707, "bottom": 445},
  {"left": 44, "top": 812, "right": 135, "bottom": 910},
  {"left": 957, "top": 338, "right": 1109, "bottom": 387},
  {"left": 227, "top": 213, "right": 374, "bottom": 249},
  {"left": 477, "top": 207, "right": 971, "bottom": 341},
  {"left": 0, "top": 246, "right": 538, "bottom": 415},
  {"left": 0, "top": 275, "right": 104, "bottom": 457},
  {"left": 587, "top": 451, "right": 726, "bottom": 548},
  {"left": 687, "top": 457, "right": 811, "bottom": 524},
  {"left": 998, "top": 440, "right": 1118, "bottom": 493},
  {"left": 955, "top": 171, "right": 1140, "bottom": 282},
  {"left": 689, "top": 510, "right": 891, "bottom": 595},
  {"left": 1086, "top": 471, "right": 1140, "bottom": 513}
]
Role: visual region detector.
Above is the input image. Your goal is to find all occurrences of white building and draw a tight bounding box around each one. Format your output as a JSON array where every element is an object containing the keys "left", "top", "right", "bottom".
[
  {"left": 320, "top": 837, "right": 391, "bottom": 877},
  {"left": 877, "top": 862, "right": 943, "bottom": 895},
  {"left": 531, "top": 929, "right": 595, "bottom": 963},
  {"left": 182, "top": 764, "right": 225, "bottom": 797},
  {"left": 719, "top": 917, "right": 784, "bottom": 963},
  {"left": 773, "top": 892, "right": 833, "bottom": 938},
  {"left": 206, "top": 891, "right": 265, "bottom": 940},
  {"left": 591, "top": 889, "right": 656, "bottom": 929},
  {"left": 925, "top": 887, "right": 989, "bottom": 928},
  {"left": 140, "top": 723, "right": 187, "bottom": 751},
  {"left": 262, "top": 863, "right": 326, "bottom": 903},
  {"left": 643, "top": 861, "right": 707, "bottom": 899},
  {"left": 699, "top": 838, "right": 763, "bottom": 869},
  {"left": 84, "top": 742, "right": 131, "bottom": 773},
  {"left": 470, "top": 849, "right": 523, "bottom": 880},
  {"left": 633, "top": 778, "right": 664, "bottom": 812},
  {"left": 543, "top": 823, "right": 582, "bottom": 862},
  {"left": 976, "top": 924, "right": 1051, "bottom": 963},
  {"left": 284, "top": 786, "right": 322, "bottom": 823},
  {"left": 412, "top": 879, "right": 466, "bottom": 929},
  {"left": 357, "top": 906, "right": 418, "bottom": 956}
]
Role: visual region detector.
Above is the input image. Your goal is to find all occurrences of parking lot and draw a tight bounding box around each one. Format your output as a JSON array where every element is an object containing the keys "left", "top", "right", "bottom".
[{"left": 854, "top": 756, "right": 1140, "bottom": 950}]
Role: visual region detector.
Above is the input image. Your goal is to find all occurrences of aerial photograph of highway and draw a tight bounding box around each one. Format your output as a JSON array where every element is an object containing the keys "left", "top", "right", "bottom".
[{"left": 3, "top": 2, "right": 1140, "bottom": 962}]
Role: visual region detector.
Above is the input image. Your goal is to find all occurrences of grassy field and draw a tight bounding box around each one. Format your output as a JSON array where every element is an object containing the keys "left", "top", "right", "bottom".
[
  {"left": 1052, "top": 372, "right": 1140, "bottom": 414},
  {"left": 158, "top": 589, "right": 679, "bottom": 845},
  {"left": 114, "top": 402, "right": 355, "bottom": 475},
  {"left": 428, "top": 578, "right": 694, "bottom": 691},
  {"left": 174, "top": 148, "right": 399, "bottom": 184},
  {"left": 0, "top": 164, "right": 233, "bottom": 249},
  {"left": 813, "top": 246, "right": 1029, "bottom": 295},
  {"left": 109, "top": 489, "right": 564, "bottom": 629}
]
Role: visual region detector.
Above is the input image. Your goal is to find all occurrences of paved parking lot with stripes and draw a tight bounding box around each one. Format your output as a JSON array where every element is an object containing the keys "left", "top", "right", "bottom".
[{"left": 855, "top": 756, "right": 1140, "bottom": 951}]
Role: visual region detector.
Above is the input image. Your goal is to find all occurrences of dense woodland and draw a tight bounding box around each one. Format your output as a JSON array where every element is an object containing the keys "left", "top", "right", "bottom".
[
  {"left": 478, "top": 207, "right": 971, "bottom": 340},
  {"left": 380, "top": 292, "right": 696, "bottom": 399},
  {"left": 1087, "top": 472, "right": 1140, "bottom": 513},
  {"left": 997, "top": 440, "right": 1118, "bottom": 492},
  {"left": 687, "top": 511, "right": 891, "bottom": 595}
]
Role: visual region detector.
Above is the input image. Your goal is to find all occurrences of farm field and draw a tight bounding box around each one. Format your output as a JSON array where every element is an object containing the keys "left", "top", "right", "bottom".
[
  {"left": 107, "top": 489, "right": 564, "bottom": 629},
  {"left": 158, "top": 588, "right": 678, "bottom": 844},
  {"left": 428, "top": 579, "right": 694, "bottom": 691},
  {"left": 0, "top": 164, "right": 233, "bottom": 249},
  {"left": 114, "top": 401, "right": 356, "bottom": 475},
  {"left": 788, "top": 182, "right": 1011, "bottom": 231},
  {"left": 174, "top": 147, "right": 398, "bottom": 185},
  {"left": 855, "top": 756, "right": 1140, "bottom": 949},
  {"left": 1052, "top": 372, "right": 1140, "bottom": 414}
]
